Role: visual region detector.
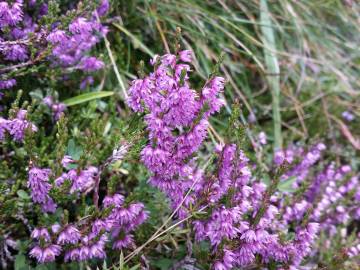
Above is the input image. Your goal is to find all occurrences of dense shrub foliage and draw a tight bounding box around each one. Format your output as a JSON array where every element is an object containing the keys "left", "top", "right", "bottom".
[{"left": 0, "top": 1, "right": 359, "bottom": 270}]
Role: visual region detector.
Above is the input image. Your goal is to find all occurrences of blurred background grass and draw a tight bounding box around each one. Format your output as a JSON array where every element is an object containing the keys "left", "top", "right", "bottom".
[{"left": 98, "top": 0, "right": 359, "bottom": 161}]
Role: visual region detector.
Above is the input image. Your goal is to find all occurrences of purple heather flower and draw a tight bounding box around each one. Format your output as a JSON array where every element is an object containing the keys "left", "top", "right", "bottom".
[
  {"left": 28, "top": 167, "right": 56, "bottom": 213},
  {"left": 45, "top": 8, "right": 105, "bottom": 74},
  {"left": 213, "top": 261, "right": 227, "bottom": 270},
  {"left": 348, "top": 243, "right": 360, "bottom": 258},
  {"left": 6, "top": 109, "right": 37, "bottom": 141},
  {"left": 101, "top": 196, "right": 147, "bottom": 249},
  {"left": 113, "top": 234, "right": 134, "bottom": 250},
  {"left": 258, "top": 131, "right": 267, "bottom": 145},
  {"left": 219, "top": 248, "right": 236, "bottom": 269},
  {"left": 205, "top": 207, "right": 242, "bottom": 246},
  {"left": 80, "top": 75, "right": 94, "bottom": 89},
  {"left": 291, "top": 223, "right": 319, "bottom": 266},
  {"left": 10, "top": 27, "right": 25, "bottom": 39},
  {"left": 89, "top": 240, "right": 106, "bottom": 259},
  {"left": 51, "top": 103, "right": 66, "bottom": 120},
  {"left": 241, "top": 229, "right": 257, "bottom": 243},
  {"left": 57, "top": 225, "right": 81, "bottom": 245},
  {"left": 0, "top": 117, "right": 9, "bottom": 140},
  {"left": 55, "top": 169, "right": 77, "bottom": 186},
  {"left": 0, "top": 79, "right": 16, "bottom": 90},
  {"left": 161, "top": 54, "right": 177, "bottom": 67},
  {"left": 235, "top": 243, "right": 256, "bottom": 266},
  {"left": 29, "top": 244, "right": 61, "bottom": 263},
  {"left": 0, "top": 1, "right": 23, "bottom": 27},
  {"left": 64, "top": 248, "right": 80, "bottom": 262},
  {"left": 46, "top": 30, "right": 68, "bottom": 44},
  {"left": 92, "top": 219, "right": 106, "bottom": 235},
  {"left": 248, "top": 113, "right": 257, "bottom": 123},
  {"left": 39, "top": 3, "right": 48, "bottom": 16},
  {"left": 103, "top": 194, "right": 125, "bottom": 208},
  {"left": 78, "top": 56, "right": 104, "bottom": 72},
  {"left": 127, "top": 51, "right": 225, "bottom": 220},
  {"left": 281, "top": 143, "right": 326, "bottom": 189},
  {"left": 43, "top": 96, "right": 53, "bottom": 107},
  {"left": 51, "top": 224, "right": 61, "bottom": 234},
  {"left": 97, "top": 0, "right": 110, "bottom": 16},
  {"left": 29, "top": 246, "right": 45, "bottom": 263},
  {"left": 56, "top": 166, "right": 99, "bottom": 194},
  {"left": 27, "top": 167, "right": 51, "bottom": 203},
  {"left": 342, "top": 111, "right": 355, "bottom": 122},
  {"left": 69, "top": 17, "right": 93, "bottom": 35},
  {"left": 4, "top": 44, "right": 28, "bottom": 61},
  {"left": 61, "top": 155, "right": 74, "bottom": 168},
  {"left": 274, "top": 150, "right": 285, "bottom": 165},
  {"left": 179, "top": 50, "right": 192, "bottom": 62},
  {"left": 31, "top": 228, "right": 50, "bottom": 242},
  {"left": 127, "top": 51, "right": 360, "bottom": 268},
  {"left": 41, "top": 197, "right": 57, "bottom": 213},
  {"left": 70, "top": 166, "right": 98, "bottom": 193},
  {"left": 79, "top": 246, "right": 90, "bottom": 260}
]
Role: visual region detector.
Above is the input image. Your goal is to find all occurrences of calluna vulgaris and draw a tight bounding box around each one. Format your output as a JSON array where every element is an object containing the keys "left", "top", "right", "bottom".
[
  {"left": 127, "top": 50, "right": 360, "bottom": 269},
  {"left": 0, "top": 1, "right": 359, "bottom": 269},
  {"left": 0, "top": 0, "right": 108, "bottom": 98}
]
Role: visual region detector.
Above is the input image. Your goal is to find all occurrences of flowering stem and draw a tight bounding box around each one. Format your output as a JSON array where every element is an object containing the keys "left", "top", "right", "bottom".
[{"left": 252, "top": 171, "right": 281, "bottom": 227}]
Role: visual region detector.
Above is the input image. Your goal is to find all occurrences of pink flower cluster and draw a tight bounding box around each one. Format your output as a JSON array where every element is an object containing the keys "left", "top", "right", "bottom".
[
  {"left": 127, "top": 50, "right": 225, "bottom": 218},
  {"left": 29, "top": 194, "right": 147, "bottom": 263},
  {"left": 28, "top": 167, "right": 56, "bottom": 213},
  {"left": 0, "top": 0, "right": 109, "bottom": 93},
  {"left": 0, "top": 109, "right": 37, "bottom": 141},
  {"left": 128, "top": 51, "right": 360, "bottom": 269},
  {"left": 55, "top": 155, "right": 99, "bottom": 194},
  {"left": 28, "top": 152, "right": 148, "bottom": 264},
  {"left": 43, "top": 96, "right": 66, "bottom": 121}
]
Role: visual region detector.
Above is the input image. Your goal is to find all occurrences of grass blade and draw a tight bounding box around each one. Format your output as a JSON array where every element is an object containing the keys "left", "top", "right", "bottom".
[
  {"left": 112, "top": 23, "right": 155, "bottom": 57},
  {"left": 63, "top": 91, "right": 114, "bottom": 106},
  {"left": 260, "top": 0, "right": 282, "bottom": 150}
]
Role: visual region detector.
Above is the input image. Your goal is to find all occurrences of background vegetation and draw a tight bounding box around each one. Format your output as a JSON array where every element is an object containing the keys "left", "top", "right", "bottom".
[{"left": 1, "top": 0, "right": 359, "bottom": 269}]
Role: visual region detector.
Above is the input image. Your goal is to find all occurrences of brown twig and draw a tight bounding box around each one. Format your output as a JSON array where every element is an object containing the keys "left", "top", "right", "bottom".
[
  {"left": 152, "top": 8, "right": 170, "bottom": 54},
  {"left": 0, "top": 39, "right": 31, "bottom": 46},
  {"left": 0, "top": 50, "right": 48, "bottom": 74},
  {"left": 93, "top": 143, "right": 130, "bottom": 209}
]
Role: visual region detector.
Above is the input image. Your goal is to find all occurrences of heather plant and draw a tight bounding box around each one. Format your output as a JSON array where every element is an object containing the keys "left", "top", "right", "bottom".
[
  {"left": 0, "top": 0, "right": 109, "bottom": 103},
  {"left": 0, "top": 90, "right": 151, "bottom": 268},
  {"left": 123, "top": 48, "right": 360, "bottom": 269},
  {"left": 0, "top": 1, "right": 360, "bottom": 270}
]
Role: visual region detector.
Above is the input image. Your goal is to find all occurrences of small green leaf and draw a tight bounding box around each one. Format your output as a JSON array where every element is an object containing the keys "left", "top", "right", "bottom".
[
  {"left": 261, "top": 173, "right": 271, "bottom": 186},
  {"left": 67, "top": 139, "right": 83, "bottom": 160},
  {"left": 34, "top": 263, "right": 57, "bottom": 270},
  {"left": 151, "top": 258, "right": 173, "bottom": 270},
  {"left": 62, "top": 91, "right": 114, "bottom": 106},
  {"left": 278, "top": 176, "right": 297, "bottom": 193},
  {"left": 66, "top": 163, "right": 78, "bottom": 169},
  {"left": 17, "top": 190, "right": 30, "bottom": 200},
  {"left": 119, "top": 251, "right": 125, "bottom": 270},
  {"left": 129, "top": 264, "right": 141, "bottom": 270},
  {"left": 14, "top": 254, "right": 27, "bottom": 270}
]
